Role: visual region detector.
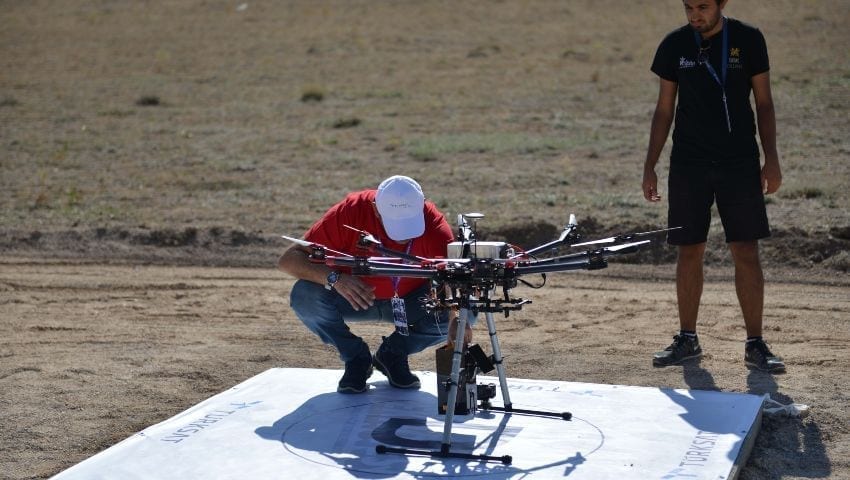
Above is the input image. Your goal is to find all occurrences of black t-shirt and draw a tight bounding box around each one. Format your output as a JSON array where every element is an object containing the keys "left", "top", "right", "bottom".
[{"left": 651, "top": 18, "right": 770, "bottom": 165}]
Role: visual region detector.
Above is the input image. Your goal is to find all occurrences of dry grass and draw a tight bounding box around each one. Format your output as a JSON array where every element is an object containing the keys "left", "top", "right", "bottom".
[{"left": 1, "top": 1, "right": 847, "bottom": 239}]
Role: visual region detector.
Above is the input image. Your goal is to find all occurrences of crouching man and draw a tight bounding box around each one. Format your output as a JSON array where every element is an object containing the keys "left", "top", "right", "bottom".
[{"left": 278, "top": 175, "right": 470, "bottom": 393}]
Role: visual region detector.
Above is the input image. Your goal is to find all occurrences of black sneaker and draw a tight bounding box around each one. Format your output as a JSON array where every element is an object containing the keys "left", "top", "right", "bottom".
[
  {"left": 745, "top": 339, "right": 786, "bottom": 373},
  {"left": 337, "top": 353, "right": 374, "bottom": 394},
  {"left": 653, "top": 334, "right": 702, "bottom": 367},
  {"left": 373, "top": 343, "right": 420, "bottom": 389}
]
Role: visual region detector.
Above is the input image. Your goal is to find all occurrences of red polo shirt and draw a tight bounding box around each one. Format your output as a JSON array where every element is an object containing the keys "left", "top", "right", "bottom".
[{"left": 304, "top": 190, "right": 454, "bottom": 299}]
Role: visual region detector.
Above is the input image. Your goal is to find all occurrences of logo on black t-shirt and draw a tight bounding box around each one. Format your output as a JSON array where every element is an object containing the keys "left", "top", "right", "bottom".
[
  {"left": 679, "top": 56, "right": 697, "bottom": 69},
  {"left": 728, "top": 47, "right": 742, "bottom": 69}
]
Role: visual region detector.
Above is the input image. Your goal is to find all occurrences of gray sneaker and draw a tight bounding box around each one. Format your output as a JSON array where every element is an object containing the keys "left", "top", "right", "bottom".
[
  {"left": 653, "top": 335, "right": 702, "bottom": 367},
  {"left": 745, "top": 339, "right": 786, "bottom": 373}
]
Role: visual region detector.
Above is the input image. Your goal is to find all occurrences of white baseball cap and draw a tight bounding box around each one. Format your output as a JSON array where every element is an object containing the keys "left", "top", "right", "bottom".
[{"left": 375, "top": 175, "right": 426, "bottom": 241}]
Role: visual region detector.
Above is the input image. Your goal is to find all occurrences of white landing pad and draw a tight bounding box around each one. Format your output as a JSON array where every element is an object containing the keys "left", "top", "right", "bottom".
[{"left": 53, "top": 368, "right": 763, "bottom": 480}]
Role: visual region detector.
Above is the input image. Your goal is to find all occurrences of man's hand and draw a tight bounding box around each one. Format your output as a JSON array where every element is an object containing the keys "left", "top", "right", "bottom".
[
  {"left": 331, "top": 273, "right": 376, "bottom": 310},
  {"left": 761, "top": 157, "right": 782, "bottom": 194},
  {"left": 642, "top": 168, "right": 662, "bottom": 202},
  {"left": 642, "top": 78, "right": 676, "bottom": 203}
]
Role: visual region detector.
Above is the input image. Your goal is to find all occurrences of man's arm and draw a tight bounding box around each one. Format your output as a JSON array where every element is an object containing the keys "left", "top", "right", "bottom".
[
  {"left": 278, "top": 245, "right": 330, "bottom": 286},
  {"left": 642, "top": 78, "right": 678, "bottom": 202},
  {"left": 278, "top": 244, "right": 376, "bottom": 311},
  {"left": 751, "top": 71, "right": 782, "bottom": 194}
]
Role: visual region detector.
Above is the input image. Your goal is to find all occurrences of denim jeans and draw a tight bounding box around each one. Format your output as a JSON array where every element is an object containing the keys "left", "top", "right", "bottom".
[{"left": 290, "top": 280, "right": 451, "bottom": 363}]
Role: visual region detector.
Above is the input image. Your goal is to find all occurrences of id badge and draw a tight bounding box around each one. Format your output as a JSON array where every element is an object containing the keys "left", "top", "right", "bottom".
[{"left": 391, "top": 296, "right": 410, "bottom": 336}]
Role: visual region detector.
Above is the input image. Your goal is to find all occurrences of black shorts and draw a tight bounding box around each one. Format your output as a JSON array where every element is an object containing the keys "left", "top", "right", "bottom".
[{"left": 667, "top": 161, "right": 771, "bottom": 245}]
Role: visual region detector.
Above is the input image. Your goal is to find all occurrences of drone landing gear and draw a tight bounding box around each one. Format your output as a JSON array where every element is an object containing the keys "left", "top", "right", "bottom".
[
  {"left": 375, "top": 310, "right": 571, "bottom": 465},
  {"left": 479, "top": 403, "right": 572, "bottom": 421},
  {"left": 376, "top": 444, "right": 513, "bottom": 465}
]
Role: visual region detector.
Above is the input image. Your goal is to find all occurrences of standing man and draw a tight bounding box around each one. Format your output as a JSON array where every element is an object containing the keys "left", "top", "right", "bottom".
[
  {"left": 642, "top": 0, "right": 785, "bottom": 372},
  {"left": 279, "top": 175, "right": 469, "bottom": 393}
]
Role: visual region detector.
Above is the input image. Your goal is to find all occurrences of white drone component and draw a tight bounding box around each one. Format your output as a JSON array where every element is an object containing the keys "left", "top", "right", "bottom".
[
  {"left": 447, "top": 241, "right": 508, "bottom": 260},
  {"left": 280, "top": 235, "right": 311, "bottom": 247}
]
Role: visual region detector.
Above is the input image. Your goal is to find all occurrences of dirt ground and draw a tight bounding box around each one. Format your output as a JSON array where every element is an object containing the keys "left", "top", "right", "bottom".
[
  {"left": 1, "top": 258, "right": 848, "bottom": 479},
  {"left": 1, "top": 1, "right": 849, "bottom": 479}
]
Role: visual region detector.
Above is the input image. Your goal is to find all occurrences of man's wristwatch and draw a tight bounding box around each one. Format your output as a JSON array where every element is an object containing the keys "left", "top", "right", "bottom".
[{"left": 325, "top": 271, "right": 340, "bottom": 290}]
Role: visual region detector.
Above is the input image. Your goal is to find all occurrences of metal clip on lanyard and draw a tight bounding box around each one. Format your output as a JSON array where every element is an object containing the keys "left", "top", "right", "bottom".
[{"left": 694, "top": 16, "right": 731, "bottom": 133}]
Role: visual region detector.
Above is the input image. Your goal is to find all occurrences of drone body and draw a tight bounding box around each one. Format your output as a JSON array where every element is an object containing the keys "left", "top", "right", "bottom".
[
  {"left": 282, "top": 212, "right": 677, "bottom": 464},
  {"left": 285, "top": 213, "right": 670, "bottom": 317}
]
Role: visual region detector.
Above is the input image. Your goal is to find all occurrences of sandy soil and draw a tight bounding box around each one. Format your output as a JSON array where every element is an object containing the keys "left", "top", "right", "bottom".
[
  {"left": 1, "top": 257, "right": 848, "bottom": 479},
  {"left": 2, "top": 1, "right": 849, "bottom": 479}
]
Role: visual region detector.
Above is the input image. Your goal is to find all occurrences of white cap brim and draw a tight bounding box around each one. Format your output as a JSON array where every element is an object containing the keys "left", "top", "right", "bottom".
[{"left": 381, "top": 211, "right": 425, "bottom": 242}]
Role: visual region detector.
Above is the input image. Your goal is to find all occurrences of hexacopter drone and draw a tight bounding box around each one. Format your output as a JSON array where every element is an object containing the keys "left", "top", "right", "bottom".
[{"left": 283, "top": 213, "right": 676, "bottom": 465}]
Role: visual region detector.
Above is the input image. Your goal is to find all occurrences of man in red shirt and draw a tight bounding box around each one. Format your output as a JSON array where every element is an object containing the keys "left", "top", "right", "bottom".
[{"left": 279, "top": 176, "right": 468, "bottom": 394}]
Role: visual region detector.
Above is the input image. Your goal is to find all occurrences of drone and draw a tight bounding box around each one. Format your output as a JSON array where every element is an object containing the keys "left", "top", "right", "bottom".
[{"left": 283, "top": 213, "right": 677, "bottom": 465}]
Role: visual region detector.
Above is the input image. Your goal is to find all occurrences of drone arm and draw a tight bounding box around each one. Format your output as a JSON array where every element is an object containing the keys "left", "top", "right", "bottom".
[
  {"left": 356, "top": 265, "right": 439, "bottom": 279},
  {"left": 324, "top": 256, "right": 440, "bottom": 279},
  {"left": 514, "top": 240, "right": 650, "bottom": 275},
  {"left": 521, "top": 238, "right": 565, "bottom": 257},
  {"left": 520, "top": 219, "right": 580, "bottom": 257},
  {"left": 517, "top": 249, "right": 591, "bottom": 267},
  {"left": 514, "top": 256, "right": 601, "bottom": 275},
  {"left": 372, "top": 244, "right": 428, "bottom": 263}
]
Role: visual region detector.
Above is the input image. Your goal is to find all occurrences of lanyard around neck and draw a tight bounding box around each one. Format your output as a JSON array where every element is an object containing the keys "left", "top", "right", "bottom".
[
  {"left": 693, "top": 16, "right": 731, "bottom": 133},
  {"left": 694, "top": 16, "right": 728, "bottom": 87},
  {"left": 391, "top": 240, "right": 414, "bottom": 294}
]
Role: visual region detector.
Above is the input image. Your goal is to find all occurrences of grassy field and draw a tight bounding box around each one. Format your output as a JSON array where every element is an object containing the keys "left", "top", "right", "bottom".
[{"left": 1, "top": 0, "right": 847, "bottom": 251}]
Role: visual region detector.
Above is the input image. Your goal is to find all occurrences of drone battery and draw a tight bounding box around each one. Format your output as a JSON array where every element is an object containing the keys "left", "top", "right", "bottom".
[
  {"left": 436, "top": 344, "right": 478, "bottom": 415},
  {"left": 447, "top": 241, "right": 508, "bottom": 260}
]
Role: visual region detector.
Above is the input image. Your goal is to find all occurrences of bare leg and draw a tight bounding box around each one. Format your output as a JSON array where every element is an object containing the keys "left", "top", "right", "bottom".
[
  {"left": 676, "top": 243, "right": 706, "bottom": 332},
  {"left": 728, "top": 241, "right": 764, "bottom": 338}
]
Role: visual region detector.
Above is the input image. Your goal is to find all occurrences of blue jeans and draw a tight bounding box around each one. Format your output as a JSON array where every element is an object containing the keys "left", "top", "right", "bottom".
[{"left": 290, "top": 280, "right": 450, "bottom": 363}]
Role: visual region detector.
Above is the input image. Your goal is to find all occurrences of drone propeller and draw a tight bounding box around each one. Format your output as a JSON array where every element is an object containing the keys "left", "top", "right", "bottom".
[
  {"left": 570, "top": 226, "right": 681, "bottom": 248},
  {"left": 280, "top": 234, "right": 313, "bottom": 247},
  {"left": 342, "top": 224, "right": 454, "bottom": 264},
  {"left": 280, "top": 234, "right": 356, "bottom": 259},
  {"left": 342, "top": 224, "right": 383, "bottom": 247},
  {"left": 292, "top": 227, "right": 470, "bottom": 266},
  {"left": 513, "top": 240, "right": 651, "bottom": 275},
  {"left": 603, "top": 239, "right": 652, "bottom": 253}
]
